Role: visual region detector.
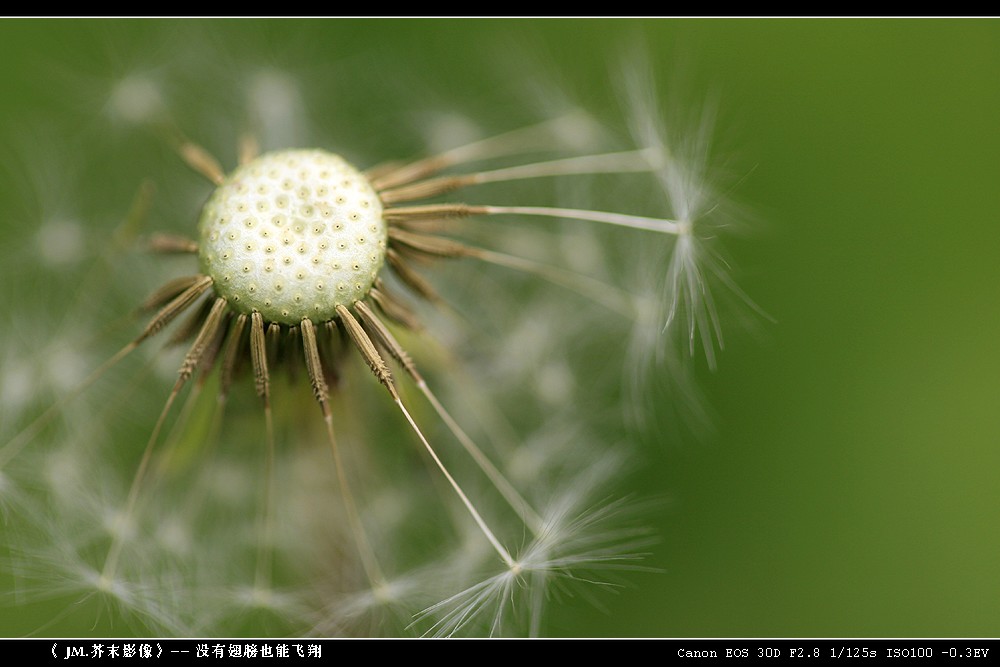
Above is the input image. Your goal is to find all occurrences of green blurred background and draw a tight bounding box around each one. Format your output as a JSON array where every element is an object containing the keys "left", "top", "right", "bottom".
[{"left": 1, "top": 19, "right": 998, "bottom": 637}]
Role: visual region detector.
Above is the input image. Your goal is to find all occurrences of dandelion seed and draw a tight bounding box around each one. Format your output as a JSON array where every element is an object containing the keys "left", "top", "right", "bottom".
[
  {"left": 107, "top": 74, "right": 165, "bottom": 126},
  {"left": 623, "top": 59, "right": 766, "bottom": 373},
  {"left": 413, "top": 447, "right": 648, "bottom": 638},
  {"left": 1, "top": 49, "right": 757, "bottom": 637},
  {"left": 36, "top": 219, "right": 86, "bottom": 267}
]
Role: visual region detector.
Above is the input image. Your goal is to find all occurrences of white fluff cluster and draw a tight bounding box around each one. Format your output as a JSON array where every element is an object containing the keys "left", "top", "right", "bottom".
[{"left": 0, "top": 26, "right": 755, "bottom": 637}]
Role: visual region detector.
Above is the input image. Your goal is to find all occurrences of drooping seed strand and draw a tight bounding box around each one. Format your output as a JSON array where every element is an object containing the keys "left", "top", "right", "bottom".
[
  {"left": 387, "top": 228, "right": 471, "bottom": 259},
  {"left": 393, "top": 397, "right": 516, "bottom": 570},
  {"left": 385, "top": 248, "right": 442, "bottom": 304},
  {"left": 178, "top": 298, "right": 227, "bottom": 383},
  {"left": 465, "top": 246, "right": 634, "bottom": 317},
  {"left": 379, "top": 175, "right": 475, "bottom": 205},
  {"left": 136, "top": 275, "right": 213, "bottom": 345},
  {"left": 148, "top": 233, "right": 199, "bottom": 254},
  {"left": 177, "top": 140, "right": 225, "bottom": 186},
  {"left": 336, "top": 304, "right": 397, "bottom": 400},
  {"left": 383, "top": 204, "right": 487, "bottom": 222},
  {"left": 169, "top": 298, "right": 216, "bottom": 346},
  {"left": 354, "top": 301, "right": 544, "bottom": 534},
  {"left": 250, "top": 312, "right": 270, "bottom": 402},
  {"left": 249, "top": 312, "right": 277, "bottom": 594},
  {"left": 102, "top": 294, "right": 226, "bottom": 583},
  {"left": 300, "top": 318, "right": 329, "bottom": 411},
  {"left": 320, "top": 399, "right": 387, "bottom": 588},
  {"left": 370, "top": 113, "right": 594, "bottom": 191},
  {"left": 238, "top": 133, "right": 260, "bottom": 166},
  {"left": 378, "top": 150, "right": 656, "bottom": 205},
  {"left": 139, "top": 274, "right": 207, "bottom": 312},
  {"left": 353, "top": 301, "right": 420, "bottom": 382},
  {"left": 371, "top": 280, "right": 422, "bottom": 331},
  {"left": 219, "top": 313, "right": 248, "bottom": 400},
  {"left": 482, "top": 205, "right": 689, "bottom": 235}
]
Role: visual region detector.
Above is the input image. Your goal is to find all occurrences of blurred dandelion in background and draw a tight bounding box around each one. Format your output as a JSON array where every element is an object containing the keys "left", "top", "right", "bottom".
[{"left": 0, "top": 22, "right": 756, "bottom": 637}]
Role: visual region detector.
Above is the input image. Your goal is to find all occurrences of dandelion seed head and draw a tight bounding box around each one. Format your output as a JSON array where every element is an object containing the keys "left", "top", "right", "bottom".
[
  {"left": 534, "top": 359, "right": 574, "bottom": 406},
  {"left": 486, "top": 296, "right": 586, "bottom": 396},
  {"left": 102, "top": 507, "right": 137, "bottom": 543},
  {"left": 1, "top": 357, "right": 34, "bottom": 417},
  {"left": 315, "top": 567, "right": 439, "bottom": 637},
  {"left": 33, "top": 551, "right": 193, "bottom": 636},
  {"left": 247, "top": 69, "right": 306, "bottom": 149},
  {"left": 36, "top": 218, "right": 86, "bottom": 267},
  {"left": 612, "top": 53, "right": 763, "bottom": 431},
  {"left": 106, "top": 74, "right": 165, "bottom": 125},
  {"left": 0, "top": 468, "right": 16, "bottom": 515},
  {"left": 149, "top": 348, "right": 184, "bottom": 382},
  {"left": 204, "top": 462, "right": 255, "bottom": 508},
  {"left": 551, "top": 111, "right": 604, "bottom": 152},
  {"left": 558, "top": 228, "right": 606, "bottom": 276},
  {"left": 155, "top": 517, "right": 193, "bottom": 557},
  {"left": 421, "top": 112, "right": 483, "bottom": 155},
  {"left": 508, "top": 446, "right": 546, "bottom": 486},
  {"left": 231, "top": 583, "right": 282, "bottom": 610},
  {"left": 44, "top": 447, "right": 85, "bottom": 497},
  {"left": 44, "top": 344, "right": 89, "bottom": 392},
  {"left": 0, "top": 30, "right": 763, "bottom": 637}
]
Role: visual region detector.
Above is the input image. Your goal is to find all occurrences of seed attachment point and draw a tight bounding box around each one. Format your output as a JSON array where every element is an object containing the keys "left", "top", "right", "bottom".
[{"left": 199, "top": 150, "right": 387, "bottom": 325}]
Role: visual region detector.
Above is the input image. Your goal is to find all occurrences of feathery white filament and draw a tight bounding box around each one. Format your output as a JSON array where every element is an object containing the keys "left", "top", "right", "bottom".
[{"left": 484, "top": 205, "right": 689, "bottom": 235}]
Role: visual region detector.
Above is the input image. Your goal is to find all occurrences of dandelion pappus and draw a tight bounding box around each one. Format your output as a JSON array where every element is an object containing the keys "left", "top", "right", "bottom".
[{"left": 0, "top": 47, "right": 755, "bottom": 636}]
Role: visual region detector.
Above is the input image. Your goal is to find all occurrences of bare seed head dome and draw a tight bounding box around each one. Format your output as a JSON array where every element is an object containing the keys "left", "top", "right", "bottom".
[{"left": 198, "top": 149, "right": 386, "bottom": 325}]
